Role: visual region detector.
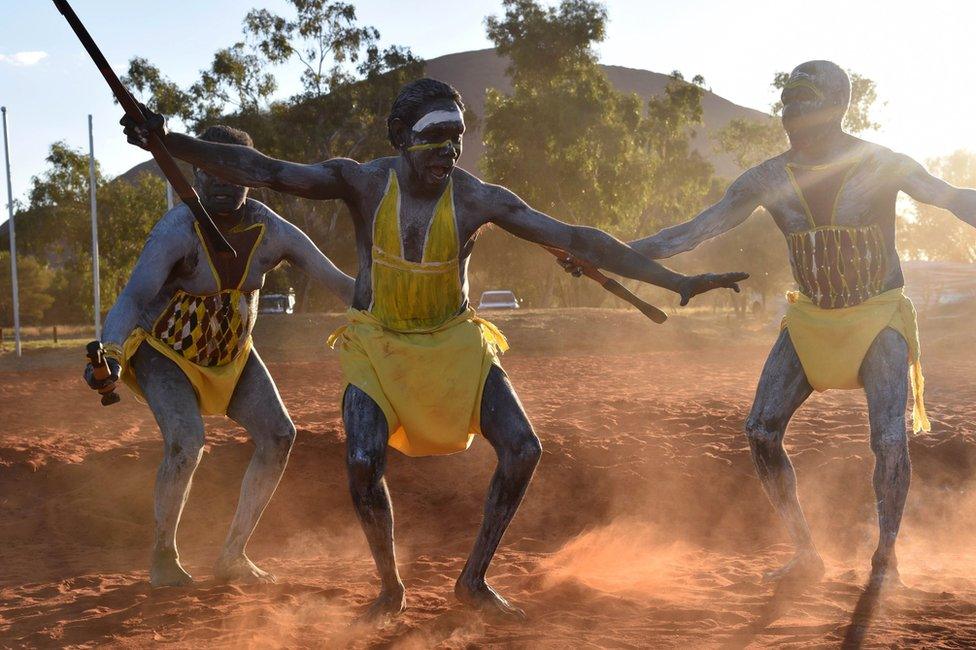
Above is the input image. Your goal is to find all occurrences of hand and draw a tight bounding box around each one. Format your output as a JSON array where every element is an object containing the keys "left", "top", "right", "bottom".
[
  {"left": 120, "top": 103, "right": 168, "bottom": 151},
  {"left": 84, "top": 357, "right": 122, "bottom": 391},
  {"left": 678, "top": 272, "right": 749, "bottom": 306},
  {"left": 556, "top": 256, "right": 583, "bottom": 277}
]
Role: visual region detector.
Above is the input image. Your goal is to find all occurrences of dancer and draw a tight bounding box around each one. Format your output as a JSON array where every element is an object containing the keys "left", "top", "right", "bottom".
[
  {"left": 122, "top": 78, "right": 747, "bottom": 616},
  {"left": 85, "top": 125, "right": 354, "bottom": 587},
  {"left": 627, "top": 61, "right": 976, "bottom": 586}
]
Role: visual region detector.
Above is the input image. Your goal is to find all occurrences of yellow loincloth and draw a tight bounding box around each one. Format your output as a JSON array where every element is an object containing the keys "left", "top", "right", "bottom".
[
  {"left": 115, "top": 327, "right": 252, "bottom": 416},
  {"left": 782, "top": 287, "right": 930, "bottom": 432},
  {"left": 328, "top": 307, "right": 509, "bottom": 457}
]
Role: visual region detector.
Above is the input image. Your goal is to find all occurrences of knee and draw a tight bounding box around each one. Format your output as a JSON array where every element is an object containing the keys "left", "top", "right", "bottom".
[
  {"left": 870, "top": 421, "right": 908, "bottom": 456},
  {"left": 257, "top": 419, "right": 297, "bottom": 459},
  {"left": 346, "top": 448, "right": 383, "bottom": 491},
  {"left": 165, "top": 427, "right": 205, "bottom": 467},
  {"left": 504, "top": 428, "right": 543, "bottom": 472},
  {"left": 744, "top": 414, "right": 782, "bottom": 451}
]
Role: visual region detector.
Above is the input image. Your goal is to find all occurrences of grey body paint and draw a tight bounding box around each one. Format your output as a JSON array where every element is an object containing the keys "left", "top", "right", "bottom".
[
  {"left": 631, "top": 60, "right": 976, "bottom": 586},
  {"left": 103, "top": 198, "right": 353, "bottom": 348},
  {"left": 102, "top": 197, "right": 353, "bottom": 586},
  {"left": 123, "top": 84, "right": 745, "bottom": 617}
]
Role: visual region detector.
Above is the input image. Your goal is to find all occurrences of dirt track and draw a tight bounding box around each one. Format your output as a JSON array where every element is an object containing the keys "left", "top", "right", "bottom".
[{"left": 1, "top": 309, "right": 975, "bottom": 647}]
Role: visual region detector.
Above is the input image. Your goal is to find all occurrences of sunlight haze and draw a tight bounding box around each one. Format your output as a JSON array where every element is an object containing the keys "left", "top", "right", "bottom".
[{"left": 1, "top": 0, "right": 973, "bottom": 213}]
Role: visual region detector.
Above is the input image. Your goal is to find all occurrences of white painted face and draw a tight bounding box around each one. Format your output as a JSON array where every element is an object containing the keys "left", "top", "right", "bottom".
[
  {"left": 403, "top": 102, "right": 465, "bottom": 189},
  {"left": 412, "top": 107, "right": 464, "bottom": 133}
]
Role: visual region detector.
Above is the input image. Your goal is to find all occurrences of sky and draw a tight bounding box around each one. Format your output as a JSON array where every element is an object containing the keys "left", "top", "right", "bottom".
[{"left": 2, "top": 0, "right": 974, "bottom": 222}]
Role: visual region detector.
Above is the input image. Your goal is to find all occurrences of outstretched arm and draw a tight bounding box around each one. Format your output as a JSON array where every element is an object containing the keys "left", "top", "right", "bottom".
[
  {"left": 483, "top": 182, "right": 747, "bottom": 302},
  {"left": 122, "top": 109, "right": 356, "bottom": 200},
  {"left": 629, "top": 169, "right": 763, "bottom": 259},
  {"left": 898, "top": 154, "right": 976, "bottom": 226},
  {"left": 277, "top": 219, "right": 356, "bottom": 305}
]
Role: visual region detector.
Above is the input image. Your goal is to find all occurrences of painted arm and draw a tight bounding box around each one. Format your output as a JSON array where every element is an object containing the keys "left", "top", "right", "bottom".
[
  {"left": 121, "top": 108, "right": 356, "bottom": 200},
  {"left": 484, "top": 182, "right": 748, "bottom": 302},
  {"left": 898, "top": 154, "right": 976, "bottom": 227},
  {"left": 629, "top": 169, "right": 763, "bottom": 259},
  {"left": 101, "top": 212, "right": 192, "bottom": 348},
  {"left": 277, "top": 218, "right": 356, "bottom": 305}
]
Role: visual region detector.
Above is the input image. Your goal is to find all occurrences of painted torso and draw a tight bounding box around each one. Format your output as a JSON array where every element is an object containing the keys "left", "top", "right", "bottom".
[
  {"left": 338, "top": 158, "right": 493, "bottom": 313},
  {"left": 136, "top": 199, "right": 302, "bottom": 338},
  {"left": 753, "top": 142, "right": 906, "bottom": 308}
]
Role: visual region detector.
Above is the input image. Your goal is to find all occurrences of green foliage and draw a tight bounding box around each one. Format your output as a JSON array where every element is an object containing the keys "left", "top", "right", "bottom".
[
  {"left": 17, "top": 142, "right": 99, "bottom": 260},
  {"left": 638, "top": 72, "right": 718, "bottom": 234},
  {"left": 0, "top": 253, "right": 55, "bottom": 325},
  {"left": 243, "top": 1, "right": 379, "bottom": 98},
  {"left": 5, "top": 141, "right": 166, "bottom": 324},
  {"left": 714, "top": 118, "right": 786, "bottom": 169},
  {"left": 480, "top": 0, "right": 715, "bottom": 307},
  {"left": 120, "top": 0, "right": 421, "bottom": 312},
  {"left": 485, "top": 0, "right": 607, "bottom": 85},
  {"left": 97, "top": 173, "right": 167, "bottom": 306},
  {"left": 899, "top": 150, "right": 976, "bottom": 262}
]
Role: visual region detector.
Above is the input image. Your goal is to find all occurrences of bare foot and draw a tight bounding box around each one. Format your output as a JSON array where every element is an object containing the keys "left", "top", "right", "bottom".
[
  {"left": 150, "top": 547, "right": 193, "bottom": 588},
  {"left": 359, "top": 585, "right": 406, "bottom": 622},
  {"left": 869, "top": 550, "right": 904, "bottom": 591},
  {"left": 455, "top": 578, "right": 526, "bottom": 621},
  {"left": 763, "top": 550, "right": 825, "bottom": 585},
  {"left": 214, "top": 554, "right": 276, "bottom": 584}
]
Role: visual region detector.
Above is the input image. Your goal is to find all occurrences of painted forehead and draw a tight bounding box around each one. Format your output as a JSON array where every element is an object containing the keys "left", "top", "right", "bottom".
[
  {"left": 411, "top": 103, "right": 464, "bottom": 133},
  {"left": 783, "top": 72, "right": 826, "bottom": 100}
]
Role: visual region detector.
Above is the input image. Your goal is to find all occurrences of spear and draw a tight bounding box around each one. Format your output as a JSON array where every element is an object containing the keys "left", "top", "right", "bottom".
[
  {"left": 543, "top": 246, "right": 668, "bottom": 323},
  {"left": 52, "top": 0, "right": 236, "bottom": 256}
]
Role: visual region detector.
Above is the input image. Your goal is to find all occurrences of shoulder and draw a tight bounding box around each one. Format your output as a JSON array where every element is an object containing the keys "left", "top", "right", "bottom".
[
  {"left": 346, "top": 156, "right": 395, "bottom": 182},
  {"left": 451, "top": 166, "right": 508, "bottom": 204},
  {"left": 148, "top": 204, "right": 198, "bottom": 245},
  {"left": 243, "top": 197, "right": 280, "bottom": 224},
  {"left": 242, "top": 198, "right": 304, "bottom": 243},
  {"left": 733, "top": 156, "right": 785, "bottom": 195},
  {"left": 857, "top": 141, "right": 920, "bottom": 178}
]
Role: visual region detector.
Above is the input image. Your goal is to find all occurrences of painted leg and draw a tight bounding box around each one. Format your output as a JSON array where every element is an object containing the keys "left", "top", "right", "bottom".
[
  {"left": 216, "top": 351, "right": 296, "bottom": 583},
  {"left": 744, "top": 330, "right": 824, "bottom": 583},
  {"left": 860, "top": 328, "right": 911, "bottom": 588},
  {"left": 132, "top": 344, "right": 206, "bottom": 587},
  {"left": 343, "top": 385, "right": 405, "bottom": 618},
  {"left": 455, "top": 365, "right": 542, "bottom": 620}
]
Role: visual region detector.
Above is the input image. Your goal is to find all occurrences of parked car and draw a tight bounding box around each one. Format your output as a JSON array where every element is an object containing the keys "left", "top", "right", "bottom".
[
  {"left": 478, "top": 290, "right": 520, "bottom": 310},
  {"left": 258, "top": 292, "right": 296, "bottom": 315}
]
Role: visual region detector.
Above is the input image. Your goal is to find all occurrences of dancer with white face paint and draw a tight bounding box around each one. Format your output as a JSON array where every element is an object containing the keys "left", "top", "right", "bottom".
[
  {"left": 410, "top": 108, "right": 463, "bottom": 133},
  {"left": 122, "top": 78, "right": 747, "bottom": 619}
]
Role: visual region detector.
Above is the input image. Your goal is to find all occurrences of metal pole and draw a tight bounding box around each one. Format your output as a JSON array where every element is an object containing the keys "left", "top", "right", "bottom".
[
  {"left": 166, "top": 181, "right": 174, "bottom": 210},
  {"left": 1, "top": 107, "right": 21, "bottom": 357},
  {"left": 88, "top": 114, "right": 101, "bottom": 339}
]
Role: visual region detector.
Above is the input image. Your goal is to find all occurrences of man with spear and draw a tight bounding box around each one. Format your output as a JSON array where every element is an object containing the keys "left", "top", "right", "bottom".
[
  {"left": 121, "top": 78, "right": 747, "bottom": 618},
  {"left": 85, "top": 124, "right": 355, "bottom": 586}
]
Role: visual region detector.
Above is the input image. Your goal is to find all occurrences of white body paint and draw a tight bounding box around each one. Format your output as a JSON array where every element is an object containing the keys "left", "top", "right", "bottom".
[{"left": 412, "top": 108, "right": 464, "bottom": 132}]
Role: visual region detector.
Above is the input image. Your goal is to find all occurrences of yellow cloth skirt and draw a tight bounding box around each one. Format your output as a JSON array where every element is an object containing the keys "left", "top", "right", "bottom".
[
  {"left": 117, "top": 327, "right": 252, "bottom": 416},
  {"left": 782, "top": 287, "right": 930, "bottom": 432},
  {"left": 328, "top": 308, "right": 509, "bottom": 457}
]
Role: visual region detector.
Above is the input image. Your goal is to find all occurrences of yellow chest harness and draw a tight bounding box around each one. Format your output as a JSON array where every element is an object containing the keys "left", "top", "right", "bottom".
[{"left": 368, "top": 170, "right": 463, "bottom": 331}]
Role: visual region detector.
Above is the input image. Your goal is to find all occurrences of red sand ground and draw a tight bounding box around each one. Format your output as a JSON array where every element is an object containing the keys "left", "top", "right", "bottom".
[{"left": 1, "top": 309, "right": 975, "bottom": 648}]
